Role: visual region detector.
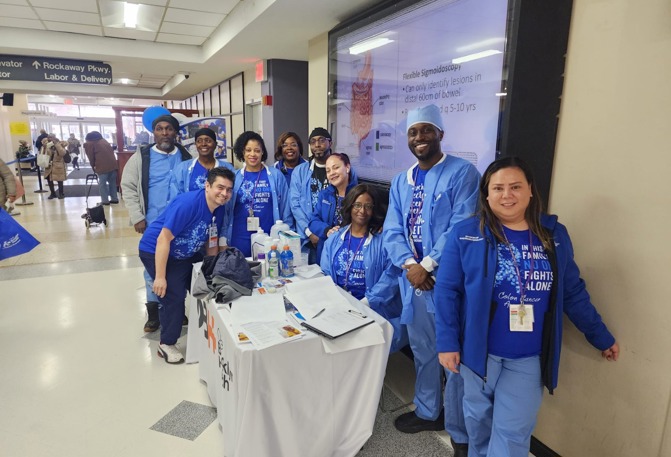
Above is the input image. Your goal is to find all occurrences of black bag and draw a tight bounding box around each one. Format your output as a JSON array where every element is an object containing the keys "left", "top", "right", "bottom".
[{"left": 63, "top": 152, "right": 72, "bottom": 163}]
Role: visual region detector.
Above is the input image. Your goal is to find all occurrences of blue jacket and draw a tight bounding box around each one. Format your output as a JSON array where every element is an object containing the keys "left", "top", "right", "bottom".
[
  {"left": 223, "top": 165, "right": 294, "bottom": 242},
  {"left": 321, "top": 226, "right": 408, "bottom": 353},
  {"left": 434, "top": 214, "right": 616, "bottom": 393},
  {"left": 172, "top": 158, "right": 234, "bottom": 194},
  {"left": 289, "top": 159, "right": 359, "bottom": 244},
  {"left": 308, "top": 181, "right": 357, "bottom": 261},
  {"left": 274, "top": 156, "right": 306, "bottom": 186},
  {"left": 382, "top": 154, "right": 480, "bottom": 322}
]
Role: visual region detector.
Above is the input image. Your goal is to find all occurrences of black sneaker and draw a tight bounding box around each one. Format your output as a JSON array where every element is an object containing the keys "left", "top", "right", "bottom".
[
  {"left": 394, "top": 411, "right": 445, "bottom": 434},
  {"left": 450, "top": 438, "right": 469, "bottom": 457},
  {"left": 144, "top": 319, "right": 159, "bottom": 333},
  {"left": 110, "top": 200, "right": 119, "bottom": 204}
]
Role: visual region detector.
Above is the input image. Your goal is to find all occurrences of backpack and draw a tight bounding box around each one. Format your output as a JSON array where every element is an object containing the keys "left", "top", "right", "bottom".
[{"left": 63, "top": 151, "right": 72, "bottom": 163}]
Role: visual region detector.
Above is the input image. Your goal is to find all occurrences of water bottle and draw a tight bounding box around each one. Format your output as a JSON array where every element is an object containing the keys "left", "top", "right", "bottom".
[
  {"left": 279, "top": 245, "right": 295, "bottom": 277},
  {"left": 270, "top": 220, "right": 291, "bottom": 240},
  {"left": 250, "top": 228, "right": 269, "bottom": 260},
  {"left": 268, "top": 245, "right": 280, "bottom": 279},
  {"left": 257, "top": 252, "right": 268, "bottom": 279}
]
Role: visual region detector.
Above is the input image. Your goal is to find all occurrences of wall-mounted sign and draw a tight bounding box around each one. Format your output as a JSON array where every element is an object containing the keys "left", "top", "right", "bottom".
[{"left": 0, "top": 55, "right": 112, "bottom": 85}]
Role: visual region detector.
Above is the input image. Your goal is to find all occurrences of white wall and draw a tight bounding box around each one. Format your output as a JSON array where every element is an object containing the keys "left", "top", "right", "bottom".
[
  {"left": 0, "top": 94, "right": 31, "bottom": 164},
  {"left": 308, "top": 33, "right": 329, "bottom": 130},
  {"left": 537, "top": 0, "right": 671, "bottom": 455}
]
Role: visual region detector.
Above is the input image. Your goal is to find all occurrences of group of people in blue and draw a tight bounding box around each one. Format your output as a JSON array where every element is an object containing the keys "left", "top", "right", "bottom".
[{"left": 122, "top": 105, "right": 619, "bottom": 457}]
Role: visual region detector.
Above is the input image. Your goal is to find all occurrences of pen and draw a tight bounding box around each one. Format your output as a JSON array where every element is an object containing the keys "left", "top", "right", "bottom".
[
  {"left": 313, "top": 308, "right": 326, "bottom": 319},
  {"left": 348, "top": 309, "right": 367, "bottom": 319}
]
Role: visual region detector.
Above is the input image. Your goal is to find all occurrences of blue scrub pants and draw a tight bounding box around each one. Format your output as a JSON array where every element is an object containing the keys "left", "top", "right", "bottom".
[
  {"left": 461, "top": 355, "right": 543, "bottom": 457},
  {"left": 140, "top": 251, "right": 195, "bottom": 345},
  {"left": 407, "top": 292, "right": 468, "bottom": 443}
]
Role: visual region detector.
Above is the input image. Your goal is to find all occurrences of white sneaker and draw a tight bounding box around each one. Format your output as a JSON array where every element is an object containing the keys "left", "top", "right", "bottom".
[{"left": 157, "top": 343, "right": 184, "bottom": 364}]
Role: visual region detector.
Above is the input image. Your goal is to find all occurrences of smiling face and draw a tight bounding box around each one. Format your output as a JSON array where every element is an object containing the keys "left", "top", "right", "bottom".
[
  {"left": 407, "top": 123, "right": 443, "bottom": 165},
  {"left": 326, "top": 155, "right": 350, "bottom": 190},
  {"left": 486, "top": 167, "right": 533, "bottom": 228},
  {"left": 195, "top": 134, "right": 217, "bottom": 159},
  {"left": 205, "top": 176, "right": 234, "bottom": 208},
  {"left": 350, "top": 192, "right": 374, "bottom": 228},
  {"left": 281, "top": 136, "right": 300, "bottom": 163},
  {"left": 243, "top": 139, "right": 263, "bottom": 171},
  {"left": 153, "top": 121, "right": 177, "bottom": 152}
]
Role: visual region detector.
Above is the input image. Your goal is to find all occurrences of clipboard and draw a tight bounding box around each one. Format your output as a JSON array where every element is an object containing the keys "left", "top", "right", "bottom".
[{"left": 300, "top": 309, "right": 375, "bottom": 339}]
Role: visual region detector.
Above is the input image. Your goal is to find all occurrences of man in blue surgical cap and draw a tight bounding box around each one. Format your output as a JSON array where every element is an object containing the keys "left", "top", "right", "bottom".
[{"left": 383, "top": 104, "right": 480, "bottom": 456}]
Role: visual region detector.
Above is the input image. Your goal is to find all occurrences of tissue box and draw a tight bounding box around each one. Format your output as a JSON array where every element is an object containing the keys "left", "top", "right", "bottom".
[{"left": 279, "top": 230, "right": 302, "bottom": 266}]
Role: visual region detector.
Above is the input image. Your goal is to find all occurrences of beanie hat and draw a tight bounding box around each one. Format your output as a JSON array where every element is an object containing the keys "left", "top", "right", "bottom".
[
  {"left": 152, "top": 114, "right": 180, "bottom": 131},
  {"left": 308, "top": 127, "right": 331, "bottom": 141},
  {"left": 195, "top": 128, "right": 217, "bottom": 142},
  {"left": 406, "top": 104, "right": 444, "bottom": 133}
]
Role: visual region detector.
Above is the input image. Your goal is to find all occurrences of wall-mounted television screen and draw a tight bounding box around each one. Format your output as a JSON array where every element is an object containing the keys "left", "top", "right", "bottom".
[{"left": 328, "top": 0, "right": 509, "bottom": 183}]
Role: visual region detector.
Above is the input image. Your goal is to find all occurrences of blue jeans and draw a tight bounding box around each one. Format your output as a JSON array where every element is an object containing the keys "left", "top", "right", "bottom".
[
  {"left": 461, "top": 355, "right": 544, "bottom": 457},
  {"left": 98, "top": 170, "right": 118, "bottom": 203}
]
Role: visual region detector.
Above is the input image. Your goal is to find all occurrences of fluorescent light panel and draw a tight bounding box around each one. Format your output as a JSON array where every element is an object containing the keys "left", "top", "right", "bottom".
[
  {"left": 452, "top": 50, "right": 502, "bottom": 64},
  {"left": 349, "top": 37, "right": 393, "bottom": 55},
  {"left": 124, "top": 2, "right": 139, "bottom": 29}
]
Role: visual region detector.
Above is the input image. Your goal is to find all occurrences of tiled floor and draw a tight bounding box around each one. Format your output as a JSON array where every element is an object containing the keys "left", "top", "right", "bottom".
[{"left": 1, "top": 172, "right": 450, "bottom": 456}]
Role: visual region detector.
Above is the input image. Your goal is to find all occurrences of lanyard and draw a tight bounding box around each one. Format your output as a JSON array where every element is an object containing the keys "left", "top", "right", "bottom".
[
  {"left": 407, "top": 166, "right": 424, "bottom": 259},
  {"left": 343, "top": 230, "right": 366, "bottom": 291},
  {"left": 501, "top": 228, "right": 534, "bottom": 305}
]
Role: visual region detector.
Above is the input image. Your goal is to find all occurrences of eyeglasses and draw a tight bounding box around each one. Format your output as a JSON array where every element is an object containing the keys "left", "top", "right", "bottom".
[
  {"left": 282, "top": 142, "right": 298, "bottom": 149},
  {"left": 352, "top": 202, "right": 374, "bottom": 211},
  {"left": 309, "top": 137, "right": 329, "bottom": 146},
  {"left": 407, "top": 126, "right": 438, "bottom": 137}
]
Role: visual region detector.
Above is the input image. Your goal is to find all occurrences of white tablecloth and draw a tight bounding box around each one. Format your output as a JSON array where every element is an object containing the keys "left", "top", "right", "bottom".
[{"left": 186, "top": 273, "right": 393, "bottom": 457}]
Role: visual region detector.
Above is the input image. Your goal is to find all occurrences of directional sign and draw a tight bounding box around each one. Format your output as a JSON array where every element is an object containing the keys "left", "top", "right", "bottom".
[{"left": 0, "top": 55, "right": 112, "bottom": 85}]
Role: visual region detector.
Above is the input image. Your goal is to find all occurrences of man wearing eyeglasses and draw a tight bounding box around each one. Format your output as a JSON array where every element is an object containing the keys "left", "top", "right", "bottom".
[
  {"left": 383, "top": 105, "right": 480, "bottom": 456},
  {"left": 290, "top": 128, "right": 357, "bottom": 264}
]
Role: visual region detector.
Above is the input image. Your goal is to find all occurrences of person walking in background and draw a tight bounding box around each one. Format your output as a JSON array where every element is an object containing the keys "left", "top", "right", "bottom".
[
  {"left": 42, "top": 135, "right": 68, "bottom": 200},
  {"left": 67, "top": 133, "right": 82, "bottom": 170},
  {"left": 383, "top": 104, "right": 480, "bottom": 456},
  {"left": 84, "top": 131, "right": 119, "bottom": 205},
  {"left": 121, "top": 114, "right": 192, "bottom": 333},
  {"left": 435, "top": 157, "right": 619, "bottom": 457},
  {"left": 273, "top": 131, "right": 306, "bottom": 186},
  {"left": 34, "top": 129, "right": 48, "bottom": 153}
]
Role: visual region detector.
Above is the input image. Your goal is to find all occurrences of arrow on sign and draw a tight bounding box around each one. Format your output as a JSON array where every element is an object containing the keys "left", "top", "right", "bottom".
[{"left": 32, "top": 61, "right": 41, "bottom": 69}]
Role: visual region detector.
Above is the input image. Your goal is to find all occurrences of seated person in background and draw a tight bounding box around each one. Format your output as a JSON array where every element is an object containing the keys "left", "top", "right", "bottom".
[
  {"left": 308, "top": 153, "right": 357, "bottom": 263},
  {"left": 320, "top": 184, "right": 407, "bottom": 352},
  {"left": 273, "top": 131, "right": 306, "bottom": 186},
  {"left": 138, "top": 167, "right": 235, "bottom": 364},
  {"left": 173, "top": 127, "right": 234, "bottom": 193},
  {"left": 225, "top": 131, "right": 294, "bottom": 257}
]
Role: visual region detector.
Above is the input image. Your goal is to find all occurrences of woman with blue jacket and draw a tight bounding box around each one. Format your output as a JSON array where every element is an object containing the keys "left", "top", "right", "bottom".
[
  {"left": 321, "top": 184, "right": 407, "bottom": 352},
  {"left": 224, "top": 131, "right": 294, "bottom": 257},
  {"left": 173, "top": 128, "right": 234, "bottom": 194},
  {"left": 435, "top": 157, "right": 619, "bottom": 457},
  {"left": 309, "top": 153, "right": 357, "bottom": 262}
]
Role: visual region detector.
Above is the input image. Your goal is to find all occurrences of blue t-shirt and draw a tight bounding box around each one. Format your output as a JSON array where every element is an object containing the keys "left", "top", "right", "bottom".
[
  {"left": 333, "top": 231, "right": 367, "bottom": 300},
  {"left": 407, "top": 167, "right": 427, "bottom": 261},
  {"left": 146, "top": 147, "right": 183, "bottom": 224},
  {"left": 231, "top": 169, "right": 274, "bottom": 257},
  {"left": 188, "top": 161, "right": 209, "bottom": 191},
  {"left": 139, "top": 189, "right": 225, "bottom": 259},
  {"left": 488, "top": 226, "right": 553, "bottom": 358}
]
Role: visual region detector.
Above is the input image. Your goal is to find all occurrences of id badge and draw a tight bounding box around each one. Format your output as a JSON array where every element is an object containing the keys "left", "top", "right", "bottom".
[
  {"left": 208, "top": 224, "right": 218, "bottom": 249},
  {"left": 247, "top": 216, "right": 260, "bottom": 231},
  {"left": 509, "top": 304, "right": 534, "bottom": 332}
]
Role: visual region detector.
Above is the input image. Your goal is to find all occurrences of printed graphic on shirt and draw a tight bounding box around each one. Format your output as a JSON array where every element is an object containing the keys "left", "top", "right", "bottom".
[
  {"left": 407, "top": 168, "right": 427, "bottom": 260},
  {"left": 334, "top": 234, "right": 366, "bottom": 299},
  {"left": 494, "top": 240, "right": 553, "bottom": 301},
  {"left": 310, "top": 166, "right": 328, "bottom": 209},
  {"left": 172, "top": 220, "right": 209, "bottom": 259},
  {"left": 239, "top": 174, "right": 271, "bottom": 216}
]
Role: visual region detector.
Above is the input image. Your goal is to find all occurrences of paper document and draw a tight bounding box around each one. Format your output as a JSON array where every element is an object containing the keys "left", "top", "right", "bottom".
[
  {"left": 285, "top": 276, "right": 352, "bottom": 318},
  {"left": 240, "top": 320, "right": 304, "bottom": 350},
  {"left": 229, "top": 292, "right": 286, "bottom": 325},
  {"left": 301, "top": 308, "right": 375, "bottom": 339}
]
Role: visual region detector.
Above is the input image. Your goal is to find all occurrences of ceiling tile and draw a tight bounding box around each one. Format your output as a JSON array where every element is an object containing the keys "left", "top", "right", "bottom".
[
  {"left": 138, "top": 0, "right": 168, "bottom": 5},
  {"left": 35, "top": 7, "right": 100, "bottom": 25},
  {"left": 164, "top": 8, "right": 224, "bottom": 27},
  {"left": 100, "top": 1, "right": 164, "bottom": 32},
  {"left": 0, "top": 17, "right": 44, "bottom": 29},
  {"left": 0, "top": 5, "right": 38, "bottom": 19},
  {"left": 160, "top": 21, "right": 213, "bottom": 38},
  {"left": 156, "top": 32, "right": 205, "bottom": 46},
  {"left": 0, "top": 0, "right": 30, "bottom": 5},
  {"left": 168, "top": 0, "right": 239, "bottom": 15},
  {"left": 104, "top": 27, "right": 157, "bottom": 41},
  {"left": 29, "top": 0, "right": 98, "bottom": 13},
  {"left": 44, "top": 21, "right": 103, "bottom": 36}
]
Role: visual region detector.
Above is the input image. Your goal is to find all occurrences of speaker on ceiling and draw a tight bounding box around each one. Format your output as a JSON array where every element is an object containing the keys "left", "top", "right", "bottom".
[{"left": 2, "top": 93, "right": 14, "bottom": 106}]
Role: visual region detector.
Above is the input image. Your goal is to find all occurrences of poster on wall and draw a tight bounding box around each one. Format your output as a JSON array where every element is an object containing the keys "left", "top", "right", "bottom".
[
  {"left": 329, "top": 0, "right": 508, "bottom": 182},
  {"left": 178, "top": 117, "right": 227, "bottom": 159}
]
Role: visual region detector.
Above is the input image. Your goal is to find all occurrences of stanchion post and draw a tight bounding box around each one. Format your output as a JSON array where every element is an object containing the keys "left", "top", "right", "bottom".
[
  {"left": 34, "top": 159, "right": 47, "bottom": 193},
  {"left": 15, "top": 156, "right": 34, "bottom": 206}
]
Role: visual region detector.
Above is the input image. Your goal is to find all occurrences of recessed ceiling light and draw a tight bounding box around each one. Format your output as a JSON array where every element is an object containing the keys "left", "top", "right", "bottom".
[
  {"left": 124, "top": 2, "right": 139, "bottom": 29},
  {"left": 120, "top": 78, "right": 129, "bottom": 84}
]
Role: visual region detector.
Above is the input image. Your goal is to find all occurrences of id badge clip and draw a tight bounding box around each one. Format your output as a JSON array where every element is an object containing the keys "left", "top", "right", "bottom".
[{"left": 509, "top": 304, "right": 534, "bottom": 332}]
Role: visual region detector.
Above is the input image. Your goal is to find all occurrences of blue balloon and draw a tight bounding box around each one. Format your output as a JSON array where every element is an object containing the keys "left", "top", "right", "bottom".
[{"left": 142, "top": 106, "right": 170, "bottom": 132}]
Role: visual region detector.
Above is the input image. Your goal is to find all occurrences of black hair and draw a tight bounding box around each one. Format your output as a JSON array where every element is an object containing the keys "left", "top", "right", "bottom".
[
  {"left": 341, "top": 184, "right": 385, "bottom": 234},
  {"left": 274, "top": 131, "right": 304, "bottom": 162},
  {"left": 207, "top": 166, "right": 236, "bottom": 186},
  {"left": 233, "top": 131, "right": 268, "bottom": 162}
]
